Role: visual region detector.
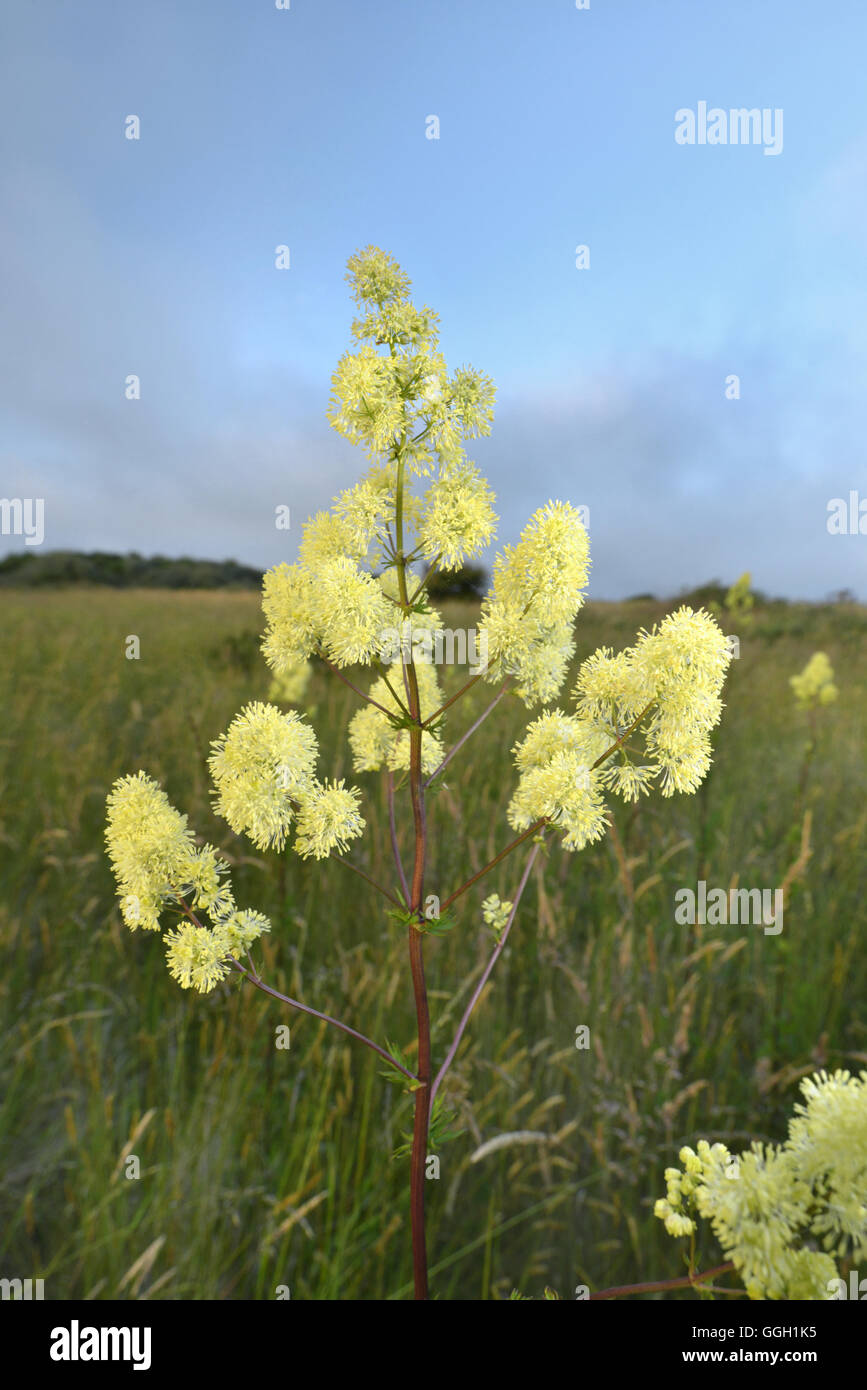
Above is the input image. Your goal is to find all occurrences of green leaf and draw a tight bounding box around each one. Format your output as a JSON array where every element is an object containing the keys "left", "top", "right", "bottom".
[
  {"left": 386, "top": 906, "right": 418, "bottom": 929},
  {"left": 419, "top": 906, "right": 457, "bottom": 937},
  {"left": 385, "top": 710, "right": 418, "bottom": 732},
  {"left": 378, "top": 1040, "right": 421, "bottom": 1090}
]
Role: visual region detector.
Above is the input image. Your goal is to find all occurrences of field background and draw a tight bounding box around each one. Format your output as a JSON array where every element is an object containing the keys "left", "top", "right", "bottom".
[{"left": 1, "top": 587, "right": 865, "bottom": 1300}]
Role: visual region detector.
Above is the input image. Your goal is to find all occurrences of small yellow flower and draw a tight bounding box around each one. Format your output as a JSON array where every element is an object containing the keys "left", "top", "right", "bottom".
[{"left": 790, "top": 652, "right": 838, "bottom": 709}]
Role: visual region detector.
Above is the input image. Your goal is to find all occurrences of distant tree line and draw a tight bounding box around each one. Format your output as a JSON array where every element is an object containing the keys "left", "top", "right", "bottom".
[
  {"left": 0, "top": 551, "right": 264, "bottom": 589},
  {"left": 0, "top": 551, "right": 491, "bottom": 596}
]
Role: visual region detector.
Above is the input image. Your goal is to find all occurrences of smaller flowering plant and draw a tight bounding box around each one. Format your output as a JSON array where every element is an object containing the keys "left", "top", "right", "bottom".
[
  {"left": 790, "top": 651, "right": 838, "bottom": 709},
  {"left": 655, "top": 1070, "right": 867, "bottom": 1300}
]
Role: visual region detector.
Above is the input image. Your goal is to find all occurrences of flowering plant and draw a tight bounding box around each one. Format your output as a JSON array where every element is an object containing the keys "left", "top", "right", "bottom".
[
  {"left": 106, "top": 247, "right": 735, "bottom": 1299},
  {"left": 655, "top": 1070, "right": 867, "bottom": 1301}
]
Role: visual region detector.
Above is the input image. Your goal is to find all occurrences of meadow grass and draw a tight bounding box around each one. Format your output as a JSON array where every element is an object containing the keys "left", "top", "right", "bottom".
[{"left": 1, "top": 587, "right": 865, "bottom": 1299}]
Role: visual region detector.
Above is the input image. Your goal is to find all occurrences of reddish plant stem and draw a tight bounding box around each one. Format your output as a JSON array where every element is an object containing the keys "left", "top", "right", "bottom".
[
  {"left": 405, "top": 645, "right": 431, "bottom": 1300},
  {"left": 393, "top": 441, "right": 432, "bottom": 1301},
  {"left": 407, "top": 554, "right": 442, "bottom": 607},
  {"left": 422, "top": 670, "right": 485, "bottom": 728},
  {"left": 590, "top": 699, "right": 657, "bottom": 769},
  {"left": 589, "top": 1262, "right": 736, "bottom": 1300},
  {"left": 440, "top": 818, "right": 547, "bottom": 912},
  {"left": 374, "top": 658, "right": 412, "bottom": 720},
  {"left": 175, "top": 900, "right": 417, "bottom": 1082}
]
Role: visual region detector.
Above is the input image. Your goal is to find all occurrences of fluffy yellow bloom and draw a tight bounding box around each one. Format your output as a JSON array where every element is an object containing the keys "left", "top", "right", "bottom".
[
  {"left": 630, "top": 608, "right": 731, "bottom": 796},
  {"left": 787, "top": 1069, "right": 867, "bottom": 1258},
  {"left": 165, "top": 922, "right": 232, "bottom": 993},
  {"left": 326, "top": 247, "right": 499, "bottom": 485},
  {"left": 299, "top": 510, "right": 367, "bottom": 570},
  {"left": 164, "top": 909, "right": 271, "bottom": 994},
  {"left": 293, "top": 780, "right": 365, "bottom": 860},
  {"left": 481, "top": 894, "right": 514, "bottom": 934},
  {"left": 479, "top": 501, "right": 590, "bottom": 706},
  {"left": 655, "top": 1071, "right": 867, "bottom": 1298},
  {"left": 696, "top": 1145, "right": 814, "bottom": 1300},
  {"left": 448, "top": 365, "right": 497, "bottom": 440},
  {"left": 105, "top": 773, "right": 271, "bottom": 992},
  {"left": 508, "top": 750, "right": 608, "bottom": 852},
  {"left": 333, "top": 466, "right": 399, "bottom": 558},
  {"left": 316, "top": 557, "right": 393, "bottom": 668},
  {"left": 571, "top": 647, "right": 634, "bottom": 720},
  {"left": 261, "top": 562, "right": 320, "bottom": 669},
  {"left": 216, "top": 907, "right": 272, "bottom": 955},
  {"left": 572, "top": 608, "right": 731, "bottom": 799},
  {"left": 790, "top": 652, "right": 838, "bottom": 708},
  {"left": 327, "top": 344, "right": 407, "bottom": 458},
  {"left": 209, "top": 702, "right": 319, "bottom": 851},
  {"left": 603, "top": 763, "right": 657, "bottom": 800},
  {"left": 262, "top": 551, "right": 394, "bottom": 673},
  {"left": 488, "top": 501, "right": 590, "bottom": 624},
  {"left": 418, "top": 462, "right": 497, "bottom": 571},
  {"left": 513, "top": 711, "right": 608, "bottom": 773},
  {"left": 505, "top": 607, "right": 731, "bottom": 848},
  {"left": 105, "top": 772, "right": 199, "bottom": 931}
]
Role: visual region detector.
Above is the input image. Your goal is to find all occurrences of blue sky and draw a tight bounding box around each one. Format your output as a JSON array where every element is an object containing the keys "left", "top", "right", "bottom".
[{"left": 2, "top": 0, "right": 866, "bottom": 597}]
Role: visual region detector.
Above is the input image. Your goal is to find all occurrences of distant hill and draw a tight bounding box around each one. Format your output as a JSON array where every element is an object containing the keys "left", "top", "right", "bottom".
[{"left": 0, "top": 551, "right": 263, "bottom": 589}]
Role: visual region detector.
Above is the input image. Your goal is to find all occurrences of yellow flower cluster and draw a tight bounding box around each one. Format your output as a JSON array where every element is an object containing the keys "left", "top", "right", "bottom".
[
  {"left": 164, "top": 909, "right": 271, "bottom": 994},
  {"left": 333, "top": 466, "right": 400, "bottom": 560},
  {"left": 481, "top": 894, "right": 514, "bottom": 934},
  {"left": 508, "top": 722, "right": 609, "bottom": 852},
  {"left": 262, "top": 247, "right": 502, "bottom": 685},
  {"left": 293, "top": 780, "right": 365, "bottom": 860},
  {"left": 106, "top": 771, "right": 203, "bottom": 933},
  {"left": 507, "top": 608, "right": 731, "bottom": 851},
  {"left": 655, "top": 1071, "right": 867, "bottom": 1299},
  {"left": 261, "top": 553, "right": 391, "bottom": 672},
  {"left": 418, "top": 461, "right": 497, "bottom": 572},
  {"left": 327, "top": 245, "right": 495, "bottom": 475},
  {"left": 479, "top": 501, "right": 591, "bottom": 706},
  {"left": 787, "top": 1069, "right": 867, "bottom": 1258},
  {"left": 105, "top": 771, "right": 270, "bottom": 993},
  {"left": 209, "top": 701, "right": 365, "bottom": 858},
  {"left": 790, "top": 651, "right": 838, "bottom": 708}
]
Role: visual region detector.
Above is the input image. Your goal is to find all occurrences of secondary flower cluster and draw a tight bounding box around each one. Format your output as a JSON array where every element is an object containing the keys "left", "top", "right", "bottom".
[
  {"left": 478, "top": 501, "right": 591, "bottom": 707},
  {"left": 481, "top": 894, "right": 514, "bottom": 935},
  {"left": 507, "top": 607, "right": 732, "bottom": 852},
  {"left": 104, "top": 771, "right": 270, "bottom": 993},
  {"left": 790, "top": 651, "right": 838, "bottom": 708},
  {"left": 105, "top": 701, "right": 367, "bottom": 991},
  {"left": 209, "top": 701, "right": 365, "bottom": 858},
  {"left": 654, "top": 1070, "right": 867, "bottom": 1299}
]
